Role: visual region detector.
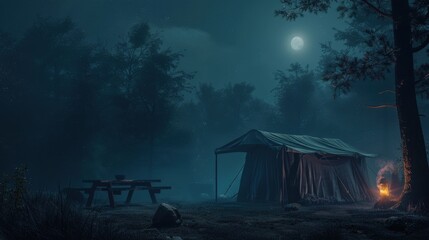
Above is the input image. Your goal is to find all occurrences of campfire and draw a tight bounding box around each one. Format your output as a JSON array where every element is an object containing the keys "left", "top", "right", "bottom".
[
  {"left": 374, "top": 181, "right": 396, "bottom": 209},
  {"left": 377, "top": 178, "right": 390, "bottom": 199},
  {"left": 374, "top": 163, "right": 400, "bottom": 209}
]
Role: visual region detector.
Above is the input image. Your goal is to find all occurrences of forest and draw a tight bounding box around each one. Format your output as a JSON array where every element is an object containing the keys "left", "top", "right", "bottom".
[
  {"left": 1, "top": 0, "right": 429, "bottom": 240},
  {"left": 2, "top": 15, "right": 426, "bottom": 189}
]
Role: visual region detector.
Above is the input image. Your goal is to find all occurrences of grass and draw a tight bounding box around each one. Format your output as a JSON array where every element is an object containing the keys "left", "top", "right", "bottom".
[{"left": 0, "top": 165, "right": 163, "bottom": 240}]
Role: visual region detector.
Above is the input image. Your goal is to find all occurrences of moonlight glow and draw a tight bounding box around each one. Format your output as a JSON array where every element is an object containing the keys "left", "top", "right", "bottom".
[{"left": 291, "top": 36, "right": 304, "bottom": 51}]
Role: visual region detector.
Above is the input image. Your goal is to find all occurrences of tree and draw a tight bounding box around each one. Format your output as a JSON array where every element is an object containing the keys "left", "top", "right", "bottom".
[
  {"left": 110, "top": 23, "right": 192, "bottom": 175},
  {"left": 274, "top": 63, "right": 315, "bottom": 133},
  {"left": 276, "top": 0, "right": 429, "bottom": 211},
  {"left": 0, "top": 18, "right": 97, "bottom": 178},
  {"left": 178, "top": 82, "right": 276, "bottom": 180},
  {"left": 0, "top": 19, "right": 193, "bottom": 180},
  {"left": 196, "top": 82, "right": 257, "bottom": 134}
]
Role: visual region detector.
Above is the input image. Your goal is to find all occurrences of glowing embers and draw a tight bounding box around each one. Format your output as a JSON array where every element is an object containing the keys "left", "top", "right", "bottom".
[
  {"left": 377, "top": 178, "right": 390, "bottom": 199},
  {"left": 374, "top": 179, "right": 396, "bottom": 209},
  {"left": 374, "top": 162, "right": 401, "bottom": 209}
]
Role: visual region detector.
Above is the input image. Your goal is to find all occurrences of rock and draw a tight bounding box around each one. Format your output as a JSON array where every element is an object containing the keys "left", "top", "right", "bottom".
[
  {"left": 299, "top": 194, "right": 338, "bottom": 205},
  {"left": 141, "top": 228, "right": 162, "bottom": 239},
  {"left": 166, "top": 237, "right": 183, "bottom": 240},
  {"left": 200, "top": 193, "right": 210, "bottom": 199},
  {"left": 285, "top": 203, "right": 301, "bottom": 211},
  {"left": 152, "top": 203, "right": 182, "bottom": 228},
  {"left": 218, "top": 194, "right": 228, "bottom": 199}
]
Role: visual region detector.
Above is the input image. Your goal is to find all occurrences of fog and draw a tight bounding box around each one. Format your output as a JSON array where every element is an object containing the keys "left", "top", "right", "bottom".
[{"left": 1, "top": 0, "right": 428, "bottom": 203}]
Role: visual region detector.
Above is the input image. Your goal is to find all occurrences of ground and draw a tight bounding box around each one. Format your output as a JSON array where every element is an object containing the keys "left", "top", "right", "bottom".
[{"left": 95, "top": 202, "right": 429, "bottom": 240}]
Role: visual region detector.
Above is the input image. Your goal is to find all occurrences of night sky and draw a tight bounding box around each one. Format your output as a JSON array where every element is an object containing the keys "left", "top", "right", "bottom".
[{"left": 0, "top": 0, "right": 346, "bottom": 102}]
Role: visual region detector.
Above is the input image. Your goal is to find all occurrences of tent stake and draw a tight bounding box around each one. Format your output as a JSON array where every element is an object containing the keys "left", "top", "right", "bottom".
[{"left": 215, "top": 154, "right": 218, "bottom": 202}]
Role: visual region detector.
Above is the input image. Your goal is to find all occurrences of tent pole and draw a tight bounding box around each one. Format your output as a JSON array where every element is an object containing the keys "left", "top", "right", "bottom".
[{"left": 215, "top": 153, "right": 218, "bottom": 202}]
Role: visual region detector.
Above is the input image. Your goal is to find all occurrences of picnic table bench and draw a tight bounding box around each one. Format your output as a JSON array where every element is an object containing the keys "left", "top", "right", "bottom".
[{"left": 64, "top": 179, "right": 171, "bottom": 208}]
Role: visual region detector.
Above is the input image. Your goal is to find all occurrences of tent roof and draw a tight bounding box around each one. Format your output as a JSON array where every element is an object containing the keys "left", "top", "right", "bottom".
[{"left": 215, "top": 129, "right": 376, "bottom": 158}]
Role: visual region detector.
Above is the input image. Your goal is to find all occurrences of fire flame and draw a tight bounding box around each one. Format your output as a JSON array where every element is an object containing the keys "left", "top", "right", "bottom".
[
  {"left": 378, "top": 183, "right": 390, "bottom": 198},
  {"left": 376, "top": 162, "right": 395, "bottom": 199}
]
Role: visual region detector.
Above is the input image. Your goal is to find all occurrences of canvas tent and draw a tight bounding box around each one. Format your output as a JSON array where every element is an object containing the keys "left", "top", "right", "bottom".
[{"left": 215, "top": 129, "right": 376, "bottom": 204}]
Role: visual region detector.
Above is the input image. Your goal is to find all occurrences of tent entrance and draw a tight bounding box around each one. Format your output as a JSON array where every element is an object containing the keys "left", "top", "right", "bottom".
[{"left": 236, "top": 146, "right": 281, "bottom": 202}]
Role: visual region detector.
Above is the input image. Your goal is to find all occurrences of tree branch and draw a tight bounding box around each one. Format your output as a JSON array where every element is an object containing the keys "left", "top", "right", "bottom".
[
  {"left": 368, "top": 104, "right": 397, "bottom": 109},
  {"left": 415, "top": 76, "right": 429, "bottom": 85},
  {"left": 360, "top": 0, "right": 392, "bottom": 18},
  {"left": 378, "top": 90, "right": 395, "bottom": 94},
  {"left": 412, "top": 35, "right": 429, "bottom": 52}
]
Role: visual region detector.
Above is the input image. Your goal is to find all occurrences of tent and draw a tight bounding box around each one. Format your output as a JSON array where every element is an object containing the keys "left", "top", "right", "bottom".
[{"left": 215, "top": 129, "right": 376, "bottom": 204}]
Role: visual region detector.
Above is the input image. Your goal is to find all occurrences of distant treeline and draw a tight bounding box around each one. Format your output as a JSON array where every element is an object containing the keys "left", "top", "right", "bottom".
[{"left": 0, "top": 18, "right": 404, "bottom": 184}]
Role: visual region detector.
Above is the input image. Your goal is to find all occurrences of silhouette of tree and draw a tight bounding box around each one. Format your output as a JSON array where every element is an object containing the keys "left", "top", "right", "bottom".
[
  {"left": 109, "top": 23, "right": 193, "bottom": 175},
  {"left": 0, "top": 19, "right": 193, "bottom": 178},
  {"left": 274, "top": 63, "right": 315, "bottom": 133},
  {"left": 196, "top": 82, "right": 258, "bottom": 134},
  {"left": 276, "top": 0, "right": 429, "bottom": 211},
  {"left": 0, "top": 18, "right": 96, "bottom": 178}
]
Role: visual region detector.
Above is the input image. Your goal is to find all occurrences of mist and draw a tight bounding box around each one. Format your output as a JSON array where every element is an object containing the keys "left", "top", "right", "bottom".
[{"left": 1, "top": 0, "right": 428, "bottom": 204}]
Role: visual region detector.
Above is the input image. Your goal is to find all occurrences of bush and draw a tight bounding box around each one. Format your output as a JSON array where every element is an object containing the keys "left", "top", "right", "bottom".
[
  {"left": 0, "top": 166, "right": 148, "bottom": 240},
  {"left": 0, "top": 164, "right": 28, "bottom": 211}
]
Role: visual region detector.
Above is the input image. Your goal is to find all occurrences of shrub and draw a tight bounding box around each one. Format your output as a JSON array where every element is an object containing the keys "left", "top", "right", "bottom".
[{"left": 0, "top": 166, "right": 153, "bottom": 240}]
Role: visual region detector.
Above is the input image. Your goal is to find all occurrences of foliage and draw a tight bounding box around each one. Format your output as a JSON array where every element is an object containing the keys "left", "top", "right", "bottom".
[
  {"left": 415, "top": 60, "right": 429, "bottom": 98},
  {"left": 275, "top": 0, "right": 429, "bottom": 211},
  {"left": 320, "top": 8, "right": 395, "bottom": 96},
  {"left": 275, "top": 0, "right": 331, "bottom": 20},
  {"left": 194, "top": 82, "right": 273, "bottom": 134},
  {"left": 0, "top": 164, "right": 27, "bottom": 211},
  {"left": 0, "top": 19, "right": 193, "bottom": 177},
  {"left": 274, "top": 63, "right": 316, "bottom": 133},
  {"left": 0, "top": 167, "right": 149, "bottom": 240},
  {"left": 108, "top": 22, "right": 192, "bottom": 142},
  {"left": 276, "top": 0, "right": 429, "bottom": 97},
  {"left": 0, "top": 193, "right": 147, "bottom": 240},
  {"left": 172, "top": 81, "right": 277, "bottom": 177},
  {"left": 0, "top": 17, "right": 97, "bottom": 177}
]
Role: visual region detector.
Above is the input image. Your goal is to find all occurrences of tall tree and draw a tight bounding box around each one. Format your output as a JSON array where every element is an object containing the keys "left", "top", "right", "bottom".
[
  {"left": 0, "top": 18, "right": 96, "bottom": 177},
  {"left": 111, "top": 23, "right": 192, "bottom": 175},
  {"left": 274, "top": 63, "right": 315, "bottom": 133},
  {"left": 196, "top": 82, "right": 257, "bottom": 134},
  {"left": 276, "top": 0, "right": 429, "bottom": 211}
]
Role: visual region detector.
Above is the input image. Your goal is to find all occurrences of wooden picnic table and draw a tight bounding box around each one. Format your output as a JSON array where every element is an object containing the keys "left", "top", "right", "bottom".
[{"left": 66, "top": 179, "right": 171, "bottom": 208}]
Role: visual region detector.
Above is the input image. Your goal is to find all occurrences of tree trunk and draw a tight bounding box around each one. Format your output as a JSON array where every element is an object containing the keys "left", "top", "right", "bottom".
[{"left": 391, "top": 0, "right": 429, "bottom": 212}]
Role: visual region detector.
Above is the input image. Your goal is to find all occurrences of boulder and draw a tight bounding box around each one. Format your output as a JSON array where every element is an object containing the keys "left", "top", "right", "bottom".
[
  {"left": 165, "top": 237, "right": 183, "bottom": 240},
  {"left": 152, "top": 203, "right": 182, "bottom": 228},
  {"left": 284, "top": 203, "right": 301, "bottom": 211},
  {"left": 299, "top": 194, "right": 337, "bottom": 205}
]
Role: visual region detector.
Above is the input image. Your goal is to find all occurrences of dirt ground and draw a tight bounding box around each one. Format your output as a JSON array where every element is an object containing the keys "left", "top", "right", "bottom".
[{"left": 96, "top": 202, "right": 429, "bottom": 240}]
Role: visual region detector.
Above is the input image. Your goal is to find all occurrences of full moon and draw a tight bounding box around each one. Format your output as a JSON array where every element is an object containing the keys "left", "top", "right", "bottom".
[{"left": 291, "top": 36, "right": 304, "bottom": 51}]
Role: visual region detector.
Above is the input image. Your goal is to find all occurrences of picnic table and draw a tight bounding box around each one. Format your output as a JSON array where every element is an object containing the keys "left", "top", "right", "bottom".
[{"left": 64, "top": 179, "right": 171, "bottom": 208}]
